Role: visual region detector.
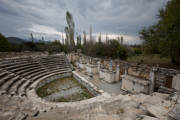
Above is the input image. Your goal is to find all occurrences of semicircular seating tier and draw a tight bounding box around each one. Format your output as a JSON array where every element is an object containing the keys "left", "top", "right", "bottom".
[{"left": 0, "top": 54, "right": 72, "bottom": 120}]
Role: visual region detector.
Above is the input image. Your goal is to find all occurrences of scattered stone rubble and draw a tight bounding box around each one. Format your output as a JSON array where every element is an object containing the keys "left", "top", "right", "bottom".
[{"left": 32, "top": 92, "right": 180, "bottom": 120}]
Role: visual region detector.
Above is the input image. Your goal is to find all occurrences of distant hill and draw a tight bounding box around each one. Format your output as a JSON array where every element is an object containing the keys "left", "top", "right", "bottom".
[{"left": 7, "top": 37, "right": 25, "bottom": 44}]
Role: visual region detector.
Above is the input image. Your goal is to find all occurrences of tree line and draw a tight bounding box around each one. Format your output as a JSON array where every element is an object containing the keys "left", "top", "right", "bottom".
[
  {"left": 139, "top": 0, "right": 180, "bottom": 65},
  {"left": 0, "top": 33, "right": 64, "bottom": 53},
  {"left": 0, "top": 11, "right": 142, "bottom": 60}
]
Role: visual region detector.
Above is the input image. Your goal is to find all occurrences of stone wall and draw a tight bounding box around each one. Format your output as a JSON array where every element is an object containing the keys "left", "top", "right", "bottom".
[
  {"left": 35, "top": 71, "right": 101, "bottom": 101},
  {"left": 73, "top": 71, "right": 101, "bottom": 96},
  {"left": 36, "top": 72, "right": 72, "bottom": 90}
]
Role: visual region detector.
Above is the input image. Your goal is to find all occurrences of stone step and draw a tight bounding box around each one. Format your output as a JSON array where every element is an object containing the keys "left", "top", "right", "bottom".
[
  {"left": 18, "top": 79, "right": 32, "bottom": 96},
  {"left": 9, "top": 78, "right": 27, "bottom": 95},
  {"left": 0, "top": 60, "right": 33, "bottom": 68},
  {"left": 0, "top": 71, "right": 9, "bottom": 78},
  {"left": 40, "top": 60, "right": 65, "bottom": 63},
  {"left": 17, "top": 66, "right": 44, "bottom": 75},
  {"left": 0, "top": 74, "right": 15, "bottom": 86},
  {"left": 10, "top": 64, "right": 40, "bottom": 73},
  {"left": 41, "top": 62, "right": 67, "bottom": 66},
  {"left": 22, "top": 69, "right": 72, "bottom": 96},
  {"left": 44, "top": 65, "right": 70, "bottom": 70},
  {"left": 21, "top": 68, "right": 47, "bottom": 77},
  {"left": 5, "top": 62, "right": 38, "bottom": 70},
  {"left": 0, "top": 76, "right": 20, "bottom": 94},
  {"left": 25, "top": 69, "right": 49, "bottom": 79}
]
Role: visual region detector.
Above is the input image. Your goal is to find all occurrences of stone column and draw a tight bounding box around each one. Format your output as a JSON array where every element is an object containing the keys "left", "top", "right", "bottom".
[
  {"left": 70, "top": 54, "right": 72, "bottom": 63},
  {"left": 79, "top": 57, "right": 82, "bottom": 63},
  {"left": 109, "top": 60, "right": 112, "bottom": 71},
  {"left": 116, "top": 64, "right": 120, "bottom": 81},
  {"left": 125, "top": 64, "right": 128, "bottom": 75},
  {"left": 97, "top": 61, "right": 101, "bottom": 73},
  {"left": 149, "top": 67, "right": 156, "bottom": 94}
]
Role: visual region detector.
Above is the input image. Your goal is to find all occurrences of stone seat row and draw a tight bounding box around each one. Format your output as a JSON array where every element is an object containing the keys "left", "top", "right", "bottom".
[
  {"left": 0, "top": 55, "right": 71, "bottom": 97},
  {"left": 0, "top": 56, "right": 66, "bottom": 67},
  {"left": 0, "top": 58, "right": 68, "bottom": 74},
  {"left": 0, "top": 55, "right": 66, "bottom": 67},
  {"left": 0, "top": 67, "right": 71, "bottom": 97},
  {"left": 0, "top": 55, "right": 72, "bottom": 120}
]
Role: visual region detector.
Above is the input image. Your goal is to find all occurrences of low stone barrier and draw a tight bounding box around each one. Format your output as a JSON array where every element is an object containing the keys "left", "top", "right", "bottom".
[
  {"left": 34, "top": 71, "right": 102, "bottom": 103},
  {"left": 36, "top": 72, "right": 72, "bottom": 90},
  {"left": 73, "top": 71, "right": 101, "bottom": 96}
]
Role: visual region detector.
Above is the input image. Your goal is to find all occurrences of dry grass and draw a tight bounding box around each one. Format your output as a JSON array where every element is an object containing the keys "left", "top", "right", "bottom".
[{"left": 127, "top": 54, "right": 180, "bottom": 70}]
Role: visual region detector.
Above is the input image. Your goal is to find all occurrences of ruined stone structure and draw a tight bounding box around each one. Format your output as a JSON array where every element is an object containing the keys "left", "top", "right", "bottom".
[
  {"left": 0, "top": 52, "right": 180, "bottom": 120},
  {"left": 0, "top": 54, "right": 72, "bottom": 119},
  {"left": 68, "top": 53, "right": 180, "bottom": 94}
]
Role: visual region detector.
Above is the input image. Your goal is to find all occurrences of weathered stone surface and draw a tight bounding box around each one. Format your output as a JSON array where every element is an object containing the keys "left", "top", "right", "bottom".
[
  {"left": 168, "top": 104, "right": 180, "bottom": 120},
  {"left": 147, "top": 106, "right": 168, "bottom": 119},
  {"left": 0, "top": 53, "right": 179, "bottom": 120},
  {"left": 136, "top": 115, "right": 159, "bottom": 120},
  {"left": 121, "top": 75, "right": 150, "bottom": 94}
]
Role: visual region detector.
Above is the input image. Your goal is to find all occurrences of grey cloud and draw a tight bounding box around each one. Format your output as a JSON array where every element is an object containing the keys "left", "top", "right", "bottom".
[{"left": 0, "top": 0, "right": 169, "bottom": 43}]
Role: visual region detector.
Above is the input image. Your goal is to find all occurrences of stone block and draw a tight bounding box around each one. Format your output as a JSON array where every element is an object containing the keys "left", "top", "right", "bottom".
[
  {"left": 121, "top": 75, "right": 150, "bottom": 94},
  {"left": 99, "top": 69, "right": 117, "bottom": 83},
  {"left": 168, "top": 104, "right": 180, "bottom": 120},
  {"left": 86, "top": 64, "right": 98, "bottom": 75},
  {"left": 172, "top": 74, "right": 180, "bottom": 91}
]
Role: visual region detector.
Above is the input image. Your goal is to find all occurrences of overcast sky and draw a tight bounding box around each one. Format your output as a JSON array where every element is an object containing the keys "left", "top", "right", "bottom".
[{"left": 0, "top": 0, "right": 169, "bottom": 44}]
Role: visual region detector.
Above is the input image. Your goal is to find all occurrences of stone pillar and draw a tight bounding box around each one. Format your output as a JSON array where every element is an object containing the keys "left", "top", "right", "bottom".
[
  {"left": 109, "top": 60, "right": 112, "bottom": 71},
  {"left": 88, "top": 57, "right": 91, "bottom": 64},
  {"left": 125, "top": 64, "right": 128, "bottom": 75},
  {"left": 97, "top": 61, "right": 101, "bottom": 73},
  {"left": 79, "top": 57, "right": 82, "bottom": 63},
  {"left": 172, "top": 74, "right": 180, "bottom": 91},
  {"left": 116, "top": 64, "right": 120, "bottom": 81},
  {"left": 70, "top": 54, "right": 72, "bottom": 63},
  {"left": 149, "top": 67, "right": 156, "bottom": 94}
]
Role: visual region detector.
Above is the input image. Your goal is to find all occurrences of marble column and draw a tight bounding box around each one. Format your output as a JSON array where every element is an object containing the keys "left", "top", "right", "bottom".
[
  {"left": 116, "top": 64, "right": 120, "bottom": 81},
  {"left": 125, "top": 64, "right": 128, "bottom": 75},
  {"left": 149, "top": 67, "right": 157, "bottom": 94},
  {"left": 97, "top": 61, "right": 101, "bottom": 73},
  {"left": 109, "top": 60, "right": 112, "bottom": 71}
]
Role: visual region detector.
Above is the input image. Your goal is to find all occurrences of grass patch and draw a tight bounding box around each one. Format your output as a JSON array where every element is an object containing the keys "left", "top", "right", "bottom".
[
  {"left": 127, "top": 54, "right": 170, "bottom": 65},
  {"left": 36, "top": 76, "right": 94, "bottom": 102},
  {"left": 127, "top": 54, "right": 180, "bottom": 70}
]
